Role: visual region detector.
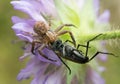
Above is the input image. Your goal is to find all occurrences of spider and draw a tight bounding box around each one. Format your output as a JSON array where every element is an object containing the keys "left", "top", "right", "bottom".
[{"left": 25, "top": 21, "right": 76, "bottom": 61}]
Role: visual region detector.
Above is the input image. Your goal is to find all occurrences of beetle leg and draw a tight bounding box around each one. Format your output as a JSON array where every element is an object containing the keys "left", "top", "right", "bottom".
[
  {"left": 85, "top": 34, "right": 102, "bottom": 57},
  {"left": 55, "top": 52, "right": 71, "bottom": 75},
  {"left": 38, "top": 44, "right": 57, "bottom": 62},
  {"left": 76, "top": 44, "right": 91, "bottom": 50},
  {"left": 57, "top": 30, "right": 76, "bottom": 47},
  {"left": 64, "top": 40, "right": 74, "bottom": 45},
  {"left": 89, "top": 51, "right": 116, "bottom": 61}
]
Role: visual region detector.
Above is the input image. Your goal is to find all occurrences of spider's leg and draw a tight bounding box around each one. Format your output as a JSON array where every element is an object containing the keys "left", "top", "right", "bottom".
[
  {"left": 38, "top": 44, "right": 57, "bottom": 62},
  {"left": 54, "top": 24, "right": 76, "bottom": 33},
  {"left": 57, "top": 30, "right": 76, "bottom": 47},
  {"left": 31, "top": 40, "right": 41, "bottom": 54}
]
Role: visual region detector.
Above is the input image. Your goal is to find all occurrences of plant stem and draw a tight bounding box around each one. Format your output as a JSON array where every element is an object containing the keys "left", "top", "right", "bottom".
[{"left": 78, "top": 30, "right": 120, "bottom": 42}]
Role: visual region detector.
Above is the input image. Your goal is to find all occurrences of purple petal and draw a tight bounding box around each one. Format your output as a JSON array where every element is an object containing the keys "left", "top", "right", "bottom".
[
  {"left": 10, "top": 1, "right": 46, "bottom": 22},
  {"left": 98, "top": 66, "right": 106, "bottom": 72},
  {"left": 12, "top": 22, "right": 34, "bottom": 41},
  {"left": 35, "top": 47, "right": 62, "bottom": 66},
  {"left": 17, "top": 56, "right": 48, "bottom": 81},
  {"left": 12, "top": 22, "right": 34, "bottom": 34},
  {"left": 85, "top": 66, "right": 105, "bottom": 84},
  {"left": 18, "top": 55, "right": 63, "bottom": 83},
  {"left": 93, "top": 0, "right": 100, "bottom": 15},
  {"left": 36, "top": 0, "right": 58, "bottom": 17},
  {"left": 97, "top": 41, "right": 108, "bottom": 62},
  {"left": 17, "top": 61, "right": 34, "bottom": 81},
  {"left": 43, "top": 69, "right": 64, "bottom": 84},
  {"left": 17, "top": 69, "right": 31, "bottom": 81},
  {"left": 97, "top": 53, "right": 108, "bottom": 62},
  {"left": 21, "top": 0, "right": 42, "bottom": 12},
  {"left": 18, "top": 0, "right": 58, "bottom": 18},
  {"left": 31, "top": 64, "right": 65, "bottom": 84},
  {"left": 12, "top": 16, "right": 35, "bottom": 26},
  {"left": 16, "top": 34, "right": 33, "bottom": 42},
  {"left": 93, "top": 0, "right": 110, "bottom": 23},
  {"left": 76, "top": 0, "right": 85, "bottom": 11},
  {"left": 19, "top": 53, "right": 31, "bottom": 61},
  {"left": 97, "top": 10, "right": 110, "bottom": 23}
]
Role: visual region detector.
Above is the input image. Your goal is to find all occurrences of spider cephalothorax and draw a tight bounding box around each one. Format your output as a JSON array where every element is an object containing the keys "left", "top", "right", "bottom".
[{"left": 33, "top": 21, "right": 48, "bottom": 36}]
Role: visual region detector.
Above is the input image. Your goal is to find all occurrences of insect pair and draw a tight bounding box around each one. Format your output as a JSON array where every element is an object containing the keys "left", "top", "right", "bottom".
[
  {"left": 27, "top": 21, "right": 115, "bottom": 74},
  {"left": 25, "top": 21, "right": 76, "bottom": 62}
]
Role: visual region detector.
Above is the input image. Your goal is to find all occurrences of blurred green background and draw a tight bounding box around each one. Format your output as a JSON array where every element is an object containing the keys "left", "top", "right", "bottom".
[{"left": 0, "top": 0, "right": 120, "bottom": 84}]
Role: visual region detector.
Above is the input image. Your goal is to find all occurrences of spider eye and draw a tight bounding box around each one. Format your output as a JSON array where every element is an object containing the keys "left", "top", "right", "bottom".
[{"left": 40, "top": 28, "right": 44, "bottom": 31}]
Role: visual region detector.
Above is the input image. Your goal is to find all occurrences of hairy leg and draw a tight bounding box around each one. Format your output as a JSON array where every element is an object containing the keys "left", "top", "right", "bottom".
[{"left": 57, "top": 30, "right": 76, "bottom": 47}]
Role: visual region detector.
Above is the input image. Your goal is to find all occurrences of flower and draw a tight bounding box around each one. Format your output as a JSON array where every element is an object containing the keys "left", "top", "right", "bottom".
[
  {"left": 85, "top": 65, "right": 105, "bottom": 84},
  {"left": 94, "top": 0, "right": 110, "bottom": 23},
  {"left": 11, "top": 0, "right": 110, "bottom": 84},
  {"left": 11, "top": 0, "right": 63, "bottom": 83}
]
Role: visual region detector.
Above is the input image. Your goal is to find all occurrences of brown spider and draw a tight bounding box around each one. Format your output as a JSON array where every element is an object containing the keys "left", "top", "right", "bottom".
[{"left": 27, "top": 21, "right": 76, "bottom": 61}]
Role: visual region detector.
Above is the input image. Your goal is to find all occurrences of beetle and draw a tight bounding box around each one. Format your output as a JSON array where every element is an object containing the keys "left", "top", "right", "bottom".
[{"left": 50, "top": 34, "right": 116, "bottom": 74}]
